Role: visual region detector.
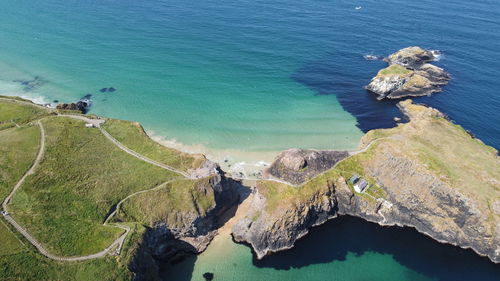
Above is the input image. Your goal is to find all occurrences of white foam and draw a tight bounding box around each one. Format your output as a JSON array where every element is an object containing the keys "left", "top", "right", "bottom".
[
  {"left": 431, "top": 50, "right": 442, "bottom": 61},
  {"left": 255, "top": 161, "right": 270, "bottom": 167},
  {"left": 363, "top": 54, "right": 381, "bottom": 61}
]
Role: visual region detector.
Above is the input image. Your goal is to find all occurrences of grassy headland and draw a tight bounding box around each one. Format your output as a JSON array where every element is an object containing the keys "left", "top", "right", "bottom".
[
  {"left": 0, "top": 96, "right": 225, "bottom": 280},
  {"left": 102, "top": 119, "right": 205, "bottom": 173},
  {"left": 9, "top": 116, "right": 181, "bottom": 256}
]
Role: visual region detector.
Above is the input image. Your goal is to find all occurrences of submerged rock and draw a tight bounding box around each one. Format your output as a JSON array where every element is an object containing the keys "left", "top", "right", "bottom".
[
  {"left": 99, "top": 87, "right": 116, "bottom": 93},
  {"left": 203, "top": 272, "right": 214, "bottom": 280},
  {"left": 366, "top": 47, "right": 450, "bottom": 99},
  {"left": 13, "top": 76, "right": 44, "bottom": 91}
]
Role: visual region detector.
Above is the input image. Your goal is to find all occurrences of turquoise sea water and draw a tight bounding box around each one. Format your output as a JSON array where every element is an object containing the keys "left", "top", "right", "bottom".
[
  {"left": 162, "top": 217, "right": 500, "bottom": 281},
  {"left": 2, "top": 0, "right": 499, "bottom": 160},
  {"left": 1, "top": 0, "right": 499, "bottom": 280}
]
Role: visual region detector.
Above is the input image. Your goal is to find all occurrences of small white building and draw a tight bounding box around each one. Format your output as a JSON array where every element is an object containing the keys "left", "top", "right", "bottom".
[
  {"left": 85, "top": 123, "right": 95, "bottom": 128},
  {"left": 354, "top": 179, "right": 368, "bottom": 193}
]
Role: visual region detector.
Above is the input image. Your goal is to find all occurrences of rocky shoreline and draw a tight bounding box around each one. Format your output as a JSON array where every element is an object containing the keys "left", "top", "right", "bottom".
[{"left": 231, "top": 100, "right": 500, "bottom": 264}]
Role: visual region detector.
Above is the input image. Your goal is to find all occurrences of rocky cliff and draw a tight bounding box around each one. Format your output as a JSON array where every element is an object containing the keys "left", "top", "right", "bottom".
[
  {"left": 232, "top": 100, "right": 500, "bottom": 263},
  {"left": 126, "top": 168, "right": 241, "bottom": 280},
  {"left": 265, "top": 148, "right": 349, "bottom": 185},
  {"left": 366, "top": 47, "right": 450, "bottom": 99}
]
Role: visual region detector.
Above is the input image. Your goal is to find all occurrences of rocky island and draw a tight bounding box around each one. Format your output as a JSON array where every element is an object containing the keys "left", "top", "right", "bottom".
[
  {"left": 366, "top": 47, "right": 451, "bottom": 99},
  {"left": 232, "top": 100, "right": 500, "bottom": 263}
]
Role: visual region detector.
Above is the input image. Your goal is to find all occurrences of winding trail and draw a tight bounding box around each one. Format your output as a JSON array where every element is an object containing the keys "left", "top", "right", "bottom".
[
  {"left": 1, "top": 121, "right": 131, "bottom": 261},
  {"left": 0, "top": 96, "right": 385, "bottom": 262},
  {"left": 104, "top": 179, "right": 178, "bottom": 224},
  {"left": 57, "top": 114, "right": 193, "bottom": 178},
  {"left": 0, "top": 98, "right": 207, "bottom": 261},
  {"left": 0, "top": 106, "right": 201, "bottom": 261},
  {"left": 0, "top": 97, "right": 198, "bottom": 178}
]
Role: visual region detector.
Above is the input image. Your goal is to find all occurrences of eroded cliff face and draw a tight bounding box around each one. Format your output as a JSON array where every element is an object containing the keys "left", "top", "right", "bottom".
[
  {"left": 232, "top": 100, "right": 500, "bottom": 263},
  {"left": 129, "top": 168, "right": 241, "bottom": 280},
  {"left": 232, "top": 180, "right": 339, "bottom": 259}
]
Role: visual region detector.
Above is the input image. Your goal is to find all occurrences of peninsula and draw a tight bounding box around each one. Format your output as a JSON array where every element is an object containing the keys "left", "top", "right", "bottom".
[{"left": 0, "top": 95, "right": 498, "bottom": 281}]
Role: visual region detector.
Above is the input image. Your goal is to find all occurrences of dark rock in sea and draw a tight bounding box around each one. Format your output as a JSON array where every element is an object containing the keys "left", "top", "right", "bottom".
[
  {"left": 203, "top": 272, "right": 214, "bottom": 280},
  {"left": 13, "top": 76, "right": 44, "bottom": 91},
  {"left": 365, "top": 47, "right": 450, "bottom": 99},
  {"left": 108, "top": 87, "right": 116, "bottom": 92},
  {"left": 99, "top": 88, "right": 108, "bottom": 93},
  {"left": 53, "top": 100, "right": 59, "bottom": 103},
  {"left": 55, "top": 94, "right": 93, "bottom": 113},
  {"left": 266, "top": 149, "right": 349, "bottom": 185}
]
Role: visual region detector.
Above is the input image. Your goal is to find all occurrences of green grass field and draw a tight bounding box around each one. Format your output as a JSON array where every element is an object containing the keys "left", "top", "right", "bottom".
[
  {"left": 0, "top": 99, "right": 50, "bottom": 130},
  {"left": 9, "top": 116, "right": 182, "bottom": 256},
  {"left": 115, "top": 177, "right": 216, "bottom": 228},
  {"left": 0, "top": 251, "right": 129, "bottom": 281},
  {"left": 102, "top": 119, "right": 205, "bottom": 172},
  {"left": 0, "top": 218, "right": 25, "bottom": 256},
  {"left": 377, "top": 64, "right": 413, "bottom": 76},
  {"left": 0, "top": 97, "right": 222, "bottom": 280},
  {"left": 0, "top": 125, "right": 41, "bottom": 201}
]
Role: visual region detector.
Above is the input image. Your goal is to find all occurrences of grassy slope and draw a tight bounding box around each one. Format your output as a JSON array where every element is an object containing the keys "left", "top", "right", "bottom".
[
  {"left": 0, "top": 98, "right": 179, "bottom": 280},
  {"left": 0, "top": 125, "right": 40, "bottom": 201},
  {"left": 0, "top": 219, "right": 25, "bottom": 256},
  {"left": 102, "top": 119, "right": 205, "bottom": 172},
  {"left": 9, "top": 116, "right": 181, "bottom": 256},
  {"left": 115, "top": 177, "right": 216, "bottom": 228},
  {"left": 364, "top": 115, "right": 499, "bottom": 205},
  {"left": 0, "top": 252, "right": 129, "bottom": 281},
  {"left": 258, "top": 169, "right": 341, "bottom": 213},
  {"left": 377, "top": 64, "right": 413, "bottom": 76},
  {"left": 0, "top": 99, "right": 49, "bottom": 130}
]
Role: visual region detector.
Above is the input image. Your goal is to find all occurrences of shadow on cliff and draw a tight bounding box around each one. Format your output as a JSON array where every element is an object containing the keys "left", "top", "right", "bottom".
[
  {"left": 254, "top": 215, "right": 500, "bottom": 281},
  {"left": 157, "top": 178, "right": 251, "bottom": 281}
]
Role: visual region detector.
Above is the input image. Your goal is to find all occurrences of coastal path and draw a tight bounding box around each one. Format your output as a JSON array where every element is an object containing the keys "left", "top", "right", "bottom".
[
  {"left": 57, "top": 114, "right": 193, "bottom": 179},
  {"left": 0, "top": 97, "right": 212, "bottom": 261},
  {"left": 1, "top": 121, "right": 131, "bottom": 261}
]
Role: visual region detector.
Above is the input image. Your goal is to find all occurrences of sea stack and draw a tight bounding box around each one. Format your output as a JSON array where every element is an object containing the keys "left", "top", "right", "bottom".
[{"left": 366, "top": 46, "right": 450, "bottom": 99}]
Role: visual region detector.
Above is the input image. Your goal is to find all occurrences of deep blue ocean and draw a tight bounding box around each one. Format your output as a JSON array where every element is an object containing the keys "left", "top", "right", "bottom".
[{"left": 1, "top": 0, "right": 499, "bottom": 280}]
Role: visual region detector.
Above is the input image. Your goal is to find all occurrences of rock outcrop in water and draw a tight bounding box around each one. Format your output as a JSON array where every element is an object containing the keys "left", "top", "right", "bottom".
[
  {"left": 56, "top": 94, "right": 92, "bottom": 113},
  {"left": 266, "top": 149, "right": 349, "bottom": 185},
  {"left": 366, "top": 47, "right": 450, "bottom": 99},
  {"left": 232, "top": 100, "right": 500, "bottom": 263}
]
